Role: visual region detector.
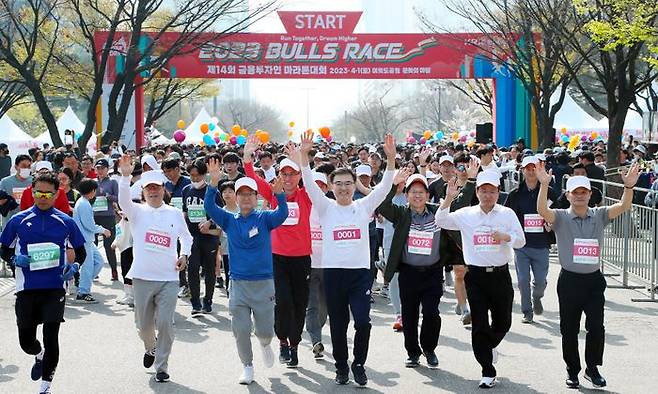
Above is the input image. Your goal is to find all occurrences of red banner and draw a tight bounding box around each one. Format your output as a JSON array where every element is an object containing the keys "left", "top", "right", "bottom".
[{"left": 96, "top": 11, "right": 494, "bottom": 80}]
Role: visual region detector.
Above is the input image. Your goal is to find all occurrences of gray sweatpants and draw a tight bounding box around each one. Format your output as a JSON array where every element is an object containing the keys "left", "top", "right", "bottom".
[
  {"left": 305, "top": 268, "right": 327, "bottom": 344},
  {"left": 229, "top": 279, "right": 275, "bottom": 366},
  {"left": 133, "top": 279, "right": 178, "bottom": 373}
]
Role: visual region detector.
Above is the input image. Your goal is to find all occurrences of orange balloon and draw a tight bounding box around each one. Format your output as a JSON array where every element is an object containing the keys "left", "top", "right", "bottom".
[
  {"left": 287, "top": 130, "right": 294, "bottom": 138},
  {"left": 213, "top": 132, "right": 220, "bottom": 137},
  {"left": 231, "top": 124, "right": 241, "bottom": 135},
  {"left": 423, "top": 130, "right": 432, "bottom": 139},
  {"left": 319, "top": 126, "right": 331, "bottom": 138},
  {"left": 258, "top": 131, "right": 270, "bottom": 143},
  {"left": 200, "top": 123, "right": 209, "bottom": 134},
  {"left": 240, "top": 129, "right": 248, "bottom": 137}
]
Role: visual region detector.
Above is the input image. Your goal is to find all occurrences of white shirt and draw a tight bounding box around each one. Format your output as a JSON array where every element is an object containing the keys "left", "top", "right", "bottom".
[
  {"left": 302, "top": 165, "right": 394, "bottom": 269},
  {"left": 310, "top": 207, "right": 323, "bottom": 268},
  {"left": 118, "top": 177, "right": 193, "bottom": 281},
  {"left": 263, "top": 166, "right": 277, "bottom": 182},
  {"left": 435, "top": 204, "right": 525, "bottom": 267}
]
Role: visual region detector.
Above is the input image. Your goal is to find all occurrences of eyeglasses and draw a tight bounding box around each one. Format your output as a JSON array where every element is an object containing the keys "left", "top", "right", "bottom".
[
  {"left": 333, "top": 181, "right": 354, "bottom": 187},
  {"left": 280, "top": 172, "right": 299, "bottom": 178},
  {"left": 456, "top": 165, "right": 466, "bottom": 172},
  {"left": 33, "top": 190, "right": 55, "bottom": 199}
]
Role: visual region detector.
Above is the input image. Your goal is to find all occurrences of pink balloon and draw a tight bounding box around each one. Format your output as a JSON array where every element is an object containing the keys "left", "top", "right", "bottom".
[
  {"left": 469, "top": 131, "right": 475, "bottom": 137},
  {"left": 214, "top": 136, "right": 220, "bottom": 143},
  {"left": 420, "top": 137, "right": 426, "bottom": 144},
  {"left": 173, "top": 130, "right": 186, "bottom": 143},
  {"left": 581, "top": 135, "right": 587, "bottom": 142},
  {"left": 230, "top": 135, "right": 237, "bottom": 145},
  {"left": 326, "top": 135, "right": 333, "bottom": 143},
  {"left": 407, "top": 137, "right": 416, "bottom": 144}
]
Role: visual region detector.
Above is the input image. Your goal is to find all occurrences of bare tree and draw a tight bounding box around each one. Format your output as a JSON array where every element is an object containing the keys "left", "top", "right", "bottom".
[
  {"left": 447, "top": 79, "right": 493, "bottom": 116},
  {"left": 0, "top": 79, "right": 29, "bottom": 117},
  {"left": 216, "top": 98, "right": 285, "bottom": 141},
  {"left": 144, "top": 78, "right": 215, "bottom": 127}
]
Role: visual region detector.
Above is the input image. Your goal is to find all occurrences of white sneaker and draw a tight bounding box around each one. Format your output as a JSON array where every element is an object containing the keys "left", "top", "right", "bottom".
[
  {"left": 479, "top": 376, "right": 496, "bottom": 388},
  {"left": 239, "top": 365, "right": 254, "bottom": 385},
  {"left": 492, "top": 348, "right": 498, "bottom": 364},
  {"left": 260, "top": 342, "right": 275, "bottom": 368}
]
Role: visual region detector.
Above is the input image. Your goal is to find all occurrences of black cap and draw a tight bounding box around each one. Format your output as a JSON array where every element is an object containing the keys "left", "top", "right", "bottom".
[{"left": 95, "top": 158, "right": 110, "bottom": 168}]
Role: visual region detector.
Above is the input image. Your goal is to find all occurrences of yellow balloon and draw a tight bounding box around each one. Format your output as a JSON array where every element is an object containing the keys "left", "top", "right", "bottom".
[
  {"left": 177, "top": 120, "right": 185, "bottom": 129},
  {"left": 287, "top": 130, "right": 294, "bottom": 138},
  {"left": 289, "top": 121, "right": 295, "bottom": 128},
  {"left": 240, "top": 129, "right": 248, "bottom": 137}
]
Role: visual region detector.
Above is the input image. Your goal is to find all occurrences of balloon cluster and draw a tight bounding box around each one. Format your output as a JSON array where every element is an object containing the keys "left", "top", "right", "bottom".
[
  {"left": 171, "top": 118, "right": 269, "bottom": 146},
  {"left": 555, "top": 127, "right": 605, "bottom": 150},
  {"left": 405, "top": 129, "right": 448, "bottom": 145},
  {"left": 286, "top": 121, "right": 333, "bottom": 143}
]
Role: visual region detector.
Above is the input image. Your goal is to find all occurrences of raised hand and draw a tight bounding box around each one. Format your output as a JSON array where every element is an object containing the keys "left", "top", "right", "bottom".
[
  {"left": 383, "top": 133, "right": 397, "bottom": 162},
  {"left": 419, "top": 147, "right": 431, "bottom": 166},
  {"left": 207, "top": 158, "right": 223, "bottom": 187},
  {"left": 118, "top": 154, "right": 134, "bottom": 177},
  {"left": 536, "top": 161, "right": 553, "bottom": 185},
  {"left": 445, "top": 178, "right": 460, "bottom": 201},
  {"left": 271, "top": 174, "right": 284, "bottom": 194},
  {"left": 622, "top": 162, "right": 640, "bottom": 188},
  {"left": 300, "top": 129, "right": 314, "bottom": 154},
  {"left": 284, "top": 141, "right": 302, "bottom": 167},
  {"left": 466, "top": 157, "right": 481, "bottom": 179},
  {"left": 393, "top": 167, "right": 413, "bottom": 186},
  {"left": 243, "top": 135, "right": 259, "bottom": 163}
]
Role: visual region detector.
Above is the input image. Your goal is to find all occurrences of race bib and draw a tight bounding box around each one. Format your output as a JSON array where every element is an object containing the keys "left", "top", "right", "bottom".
[
  {"left": 170, "top": 197, "right": 183, "bottom": 210},
  {"left": 92, "top": 196, "right": 108, "bottom": 212},
  {"left": 283, "top": 202, "right": 300, "bottom": 226},
  {"left": 573, "top": 238, "right": 600, "bottom": 265},
  {"left": 332, "top": 226, "right": 361, "bottom": 248},
  {"left": 407, "top": 230, "right": 434, "bottom": 255},
  {"left": 27, "top": 242, "right": 60, "bottom": 271},
  {"left": 473, "top": 231, "right": 501, "bottom": 253},
  {"left": 115, "top": 224, "right": 123, "bottom": 239},
  {"left": 144, "top": 229, "right": 172, "bottom": 253},
  {"left": 310, "top": 228, "right": 323, "bottom": 246},
  {"left": 12, "top": 187, "right": 26, "bottom": 201},
  {"left": 187, "top": 204, "right": 206, "bottom": 223},
  {"left": 524, "top": 214, "right": 544, "bottom": 233},
  {"left": 257, "top": 198, "right": 266, "bottom": 210}
]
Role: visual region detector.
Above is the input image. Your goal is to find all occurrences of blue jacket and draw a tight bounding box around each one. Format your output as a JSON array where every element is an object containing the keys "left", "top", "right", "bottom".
[
  {"left": 74, "top": 197, "right": 106, "bottom": 243},
  {"left": 204, "top": 186, "right": 288, "bottom": 280},
  {"left": 0, "top": 206, "right": 85, "bottom": 291}
]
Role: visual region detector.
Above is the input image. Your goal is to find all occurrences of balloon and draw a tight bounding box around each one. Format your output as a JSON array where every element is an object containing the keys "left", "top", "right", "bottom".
[
  {"left": 213, "top": 132, "right": 220, "bottom": 137},
  {"left": 319, "top": 126, "right": 331, "bottom": 139},
  {"left": 211, "top": 116, "right": 219, "bottom": 124},
  {"left": 75, "top": 133, "right": 81, "bottom": 141},
  {"left": 326, "top": 135, "right": 333, "bottom": 143},
  {"left": 214, "top": 136, "right": 220, "bottom": 143},
  {"left": 237, "top": 135, "right": 246, "bottom": 145},
  {"left": 199, "top": 141, "right": 205, "bottom": 147},
  {"left": 177, "top": 120, "right": 185, "bottom": 129},
  {"left": 580, "top": 135, "right": 587, "bottom": 142},
  {"left": 561, "top": 127, "right": 567, "bottom": 134},
  {"left": 420, "top": 137, "right": 427, "bottom": 144},
  {"left": 561, "top": 135, "right": 569, "bottom": 142},
  {"left": 240, "top": 129, "right": 248, "bottom": 137},
  {"left": 407, "top": 136, "right": 416, "bottom": 144},
  {"left": 202, "top": 134, "right": 214, "bottom": 146},
  {"left": 209, "top": 123, "right": 216, "bottom": 131},
  {"left": 469, "top": 131, "right": 476, "bottom": 137},
  {"left": 289, "top": 121, "right": 295, "bottom": 128},
  {"left": 287, "top": 130, "right": 294, "bottom": 138},
  {"left": 173, "top": 130, "right": 186, "bottom": 143},
  {"left": 200, "top": 123, "right": 209, "bottom": 134},
  {"left": 258, "top": 131, "right": 270, "bottom": 143},
  {"left": 591, "top": 131, "right": 598, "bottom": 139},
  {"left": 220, "top": 133, "right": 229, "bottom": 141},
  {"left": 435, "top": 131, "right": 444, "bottom": 140},
  {"left": 423, "top": 130, "right": 432, "bottom": 140},
  {"left": 231, "top": 124, "right": 241, "bottom": 135},
  {"left": 452, "top": 132, "right": 459, "bottom": 140},
  {"left": 229, "top": 136, "right": 237, "bottom": 145}
]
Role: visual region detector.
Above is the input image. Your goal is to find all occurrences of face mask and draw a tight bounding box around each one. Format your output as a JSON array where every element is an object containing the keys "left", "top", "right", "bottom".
[
  {"left": 19, "top": 168, "right": 31, "bottom": 178},
  {"left": 192, "top": 180, "right": 205, "bottom": 189}
]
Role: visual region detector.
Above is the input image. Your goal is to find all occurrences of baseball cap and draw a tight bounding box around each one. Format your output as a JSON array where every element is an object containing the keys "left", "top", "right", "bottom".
[
  {"left": 140, "top": 154, "right": 160, "bottom": 171},
  {"left": 520, "top": 156, "right": 539, "bottom": 168},
  {"left": 314, "top": 152, "right": 326, "bottom": 160},
  {"left": 566, "top": 176, "right": 591, "bottom": 192},
  {"left": 141, "top": 170, "right": 166, "bottom": 187},
  {"left": 439, "top": 156, "right": 454, "bottom": 165},
  {"left": 476, "top": 170, "right": 501, "bottom": 188},
  {"left": 355, "top": 164, "right": 372, "bottom": 177},
  {"left": 235, "top": 177, "right": 258, "bottom": 193},
  {"left": 95, "top": 158, "right": 109, "bottom": 168},
  {"left": 279, "top": 158, "right": 300, "bottom": 172},
  {"left": 34, "top": 161, "right": 53, "bottom": 172},
  {"left": 312, "top": 171, "right": 328, "bottom": 186},
  {"left": 634, "top": 145, "right": 647, "bottom": 155},
  {"left": 168, "top": 152, "right": 181, "bottom": 161},
  {"left": 405, "top": 174, "right": 428, "bottom": 191}
]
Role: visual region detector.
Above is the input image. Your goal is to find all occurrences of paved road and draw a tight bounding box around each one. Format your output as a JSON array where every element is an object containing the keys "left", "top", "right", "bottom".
[{"left": 1, "top": 258, "right": 656, "bottom": 394}]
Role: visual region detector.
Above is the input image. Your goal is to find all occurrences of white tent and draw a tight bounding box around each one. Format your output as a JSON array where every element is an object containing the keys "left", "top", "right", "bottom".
[
  {"left": 35, "top": 106, "right": 85, "bottom": 145},
  {"left": 0, "top": 114, "right": 38, "bottom": 155},
  {"left": 148, "top": 127, "right": 173, "bottom": 145},
  {"left": 553, "top": 93, "right": 602, "bottom": 131},
  {"left": 595, "top": 111, "right": 644, "bottom": 131},
  {"left": 184, "top": 108, "right": 214, "bottom": 143}
]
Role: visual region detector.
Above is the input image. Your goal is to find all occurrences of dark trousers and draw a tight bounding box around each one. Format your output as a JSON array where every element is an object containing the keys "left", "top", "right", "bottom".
[
  {"left": 273, "top": 254, "right": 311, "bottom": 347},
  {"left": 465, "top": 266, "right": 514, "bottom": 378},
  {"left": 398, "top": 264, "right": 443, "bottom": 357},
  {"left": 323, "top": 268, "right": 372, "bottom": 372},
  {"left": 177, "top": 241, "right": 187, "bottom": 287},
  {"left": 222, "top": 254, "right": 230, "bottom": 294},
  {"left": 557, "top": 269, "right": 606, "bottom": 375},
  {"left": 188, "top": 238, "right": 218, "bottom": 306},
  {"left": 94, "top": 215, "right": 117, "bottom": 271},
  {"left": 120, "top": 247, "right": 133, "bottom": 285},
  {"left": 18, "top": 322, "right": 60, "bottom": 381}
]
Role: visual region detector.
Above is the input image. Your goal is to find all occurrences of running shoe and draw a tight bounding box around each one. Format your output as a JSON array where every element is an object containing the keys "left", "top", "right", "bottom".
[
  {"left": 393, "top": 315, "right": 403, "bottom": 332},
  {"left": 143, "top": 348, "right": 156, "bottom": 368},
  {"left": 312, "top": 342, "right": 324, "bottom": 359},
  {"left": 30, "top": 356, "right": 43, "bottom": 381},
  {"left": 75, "top": 294, "right": 99, "bottom": 304},
  {"left": 155, "top": 371, "right": 169, "bottom": 383},
  {"left": 239, "top": 365, "right": 254, "bottom": 385}
]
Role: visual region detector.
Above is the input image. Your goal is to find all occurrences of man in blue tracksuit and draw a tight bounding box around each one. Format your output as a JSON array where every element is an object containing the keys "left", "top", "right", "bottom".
[
  {"left": 204, "top": 157, "right": 288, "bottom": 385},
  {"left": 0, "top": 172, "right": 86, "bottom": 394}
]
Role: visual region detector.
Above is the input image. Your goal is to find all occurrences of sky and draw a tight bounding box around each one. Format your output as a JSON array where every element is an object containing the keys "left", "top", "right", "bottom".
[{"left": 243, "top": 0, "right": 469, "bottom": 131}]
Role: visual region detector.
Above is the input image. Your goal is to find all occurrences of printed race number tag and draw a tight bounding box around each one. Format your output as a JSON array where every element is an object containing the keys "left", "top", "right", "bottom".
[
  {"left": 473, "top": 231, "right": 501, "bottom": 253},
  {"left": 170, "top": 197, "right": 183, "bottom": 210},
  {"left": 523, "top": 214, "right": 544, "bottom": 233},
  {"left": 12, "top": 187, "right": 26, "bottom": 201},
  {"left": 27, "top": 242, "right": 60, "bottom": 271},
  {"left": 283, "top": 202, "right": 300, "bottom": 226},
  {"left": 310, "top": 228, "right": 323, "bottom": 246},
  {"left": 92, "top": 196, "right": 108, "bottom": 212},
  {"left": 573, "top": 238, "right": 600, "bottom": 265},
  {"left": 332, "top": 226, "right": 361, "bottom": 248},
  {"left": 407, "top": 230, "right": 433, "bottom": 255},
  {"left": 187, "top": 204, "right": 206, "bottom": 223},
  {"left": 144, "top": 229, "right": 172, "bottom": 253}
]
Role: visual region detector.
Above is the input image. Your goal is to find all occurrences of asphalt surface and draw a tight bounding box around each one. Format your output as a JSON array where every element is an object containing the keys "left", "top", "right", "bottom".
[{"left": 0, "top": 257, "right": 656, "bottom": 394}]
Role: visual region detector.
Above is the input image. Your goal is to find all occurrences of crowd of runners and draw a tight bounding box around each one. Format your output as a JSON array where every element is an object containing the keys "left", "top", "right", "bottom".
[{"left": 0, "top": 132, "right": 641, "bottom": 393}]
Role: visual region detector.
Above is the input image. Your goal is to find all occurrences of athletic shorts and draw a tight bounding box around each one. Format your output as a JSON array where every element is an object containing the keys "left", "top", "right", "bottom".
[{"left": 15, "top": 289, "right": 66, "bottom": 328}]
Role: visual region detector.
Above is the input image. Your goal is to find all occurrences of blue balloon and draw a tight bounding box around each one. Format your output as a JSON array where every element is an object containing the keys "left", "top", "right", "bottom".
[
  {"left": 203, "top": 134, "right": 215, "bottom": 145},
  {"left": 236, "top": 135, "right": 246, "bottom": 145},
  {"left": 435, "top": 131, "right": 444, "bottom": 140},
  {"left": 209, "top": 123, "right": 216, "bottom": 131}
]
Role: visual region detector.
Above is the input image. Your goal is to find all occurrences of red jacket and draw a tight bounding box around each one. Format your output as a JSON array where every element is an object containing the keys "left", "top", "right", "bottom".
[
  {"left": 20, "top": 185, "right": 72, "bottom": 215},
  {"left": 245, "top": 162, "right": 312, "bottom": 257}
]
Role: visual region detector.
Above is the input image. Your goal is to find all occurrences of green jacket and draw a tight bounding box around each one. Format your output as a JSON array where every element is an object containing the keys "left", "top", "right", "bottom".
[{"left": 378, "top": 180, "right": 476, "bottom": 282}]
